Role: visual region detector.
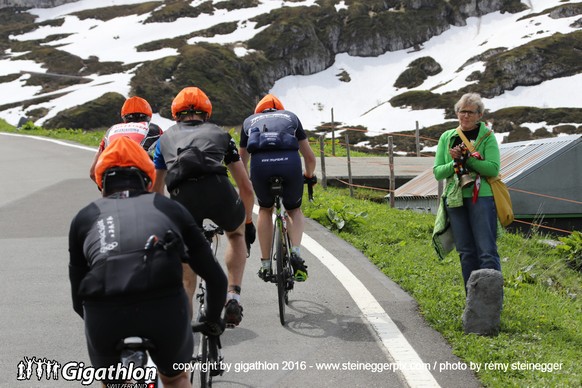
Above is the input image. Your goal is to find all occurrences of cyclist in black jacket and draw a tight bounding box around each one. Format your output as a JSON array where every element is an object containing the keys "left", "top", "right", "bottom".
[
  {"left": 153, "top": 86, "right": 256, "bottom": 328},
  {"left": 69, "top": 136, "right": 227, "bottom": 387}
]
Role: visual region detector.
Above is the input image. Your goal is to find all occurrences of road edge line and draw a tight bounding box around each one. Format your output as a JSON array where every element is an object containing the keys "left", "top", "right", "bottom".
[{"left": 302, "top": 233, "right": 441, "bottom": 388}]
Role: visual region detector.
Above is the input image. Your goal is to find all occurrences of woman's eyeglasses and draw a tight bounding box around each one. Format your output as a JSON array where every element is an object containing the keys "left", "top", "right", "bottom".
[{"left": 458, "top": 110, "right": 479, "bottom": 116}]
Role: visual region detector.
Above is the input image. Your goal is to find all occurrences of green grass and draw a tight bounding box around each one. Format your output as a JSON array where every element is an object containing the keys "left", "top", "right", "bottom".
[
  {"left": 303, "top": 187, "right": 581, "bottom": 388},
  {"left": 2, "top": 120, "right": 105, "bottom": 147},
  {"left": 2, "top": 119, "right": 581, "bottom": 387}
]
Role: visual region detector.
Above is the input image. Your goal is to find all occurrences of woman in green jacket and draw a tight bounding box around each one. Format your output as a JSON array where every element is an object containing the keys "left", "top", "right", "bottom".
[{"left": 433, "top": 93, "right": 501, "bottom": 293}]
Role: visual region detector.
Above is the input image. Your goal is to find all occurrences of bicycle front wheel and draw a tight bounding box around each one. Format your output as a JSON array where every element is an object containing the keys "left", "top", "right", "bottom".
[{"left": 275, "top": 223, "right": 288, "bottom": 326}]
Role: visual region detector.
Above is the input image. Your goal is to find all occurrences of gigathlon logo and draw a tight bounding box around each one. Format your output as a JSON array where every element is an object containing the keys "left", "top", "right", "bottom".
[{"left": 16, "top": 356, "right": 156, "bottom": 386}]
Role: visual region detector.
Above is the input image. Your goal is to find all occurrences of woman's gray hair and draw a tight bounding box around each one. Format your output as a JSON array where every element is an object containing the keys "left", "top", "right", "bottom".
[{"left": 454, "top": 93, "right": 484, "bottom": 114}]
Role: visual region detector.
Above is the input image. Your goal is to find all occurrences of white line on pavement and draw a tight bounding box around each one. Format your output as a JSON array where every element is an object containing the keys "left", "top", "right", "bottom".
[
  {"left": 301, "top": 233, "right": 440, "bottom": 387},
  {"left": 0, "top": 132, "right": 96, "bottom": 152}
]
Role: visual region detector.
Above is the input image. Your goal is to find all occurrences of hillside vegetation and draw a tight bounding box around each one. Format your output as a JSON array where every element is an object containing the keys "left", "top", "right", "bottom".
[{"left": 1, "top": 0, "right": 581, "bottom": 148}]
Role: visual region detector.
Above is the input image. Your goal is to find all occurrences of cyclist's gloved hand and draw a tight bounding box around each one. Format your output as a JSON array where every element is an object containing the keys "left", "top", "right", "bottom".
[
  {"left": 304, "top": 174, "right": 317, "bottom": 185},
  {"left": 245, "top": 221, "right": 256, "bottom": 251},
  {"left": 202, "top": 319, "right": 225, "bottom": 337}
]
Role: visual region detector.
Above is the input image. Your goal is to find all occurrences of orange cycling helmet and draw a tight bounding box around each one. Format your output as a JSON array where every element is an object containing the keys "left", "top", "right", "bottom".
[
  {"left": 171, "top": 87, "right": 212, "bottom": 120},
  {"left": 121, "top": 96, "right": 153, "bottom": 122},
  {"left": 254, "top": 94, "right": 284, "bottom": 114},
  {"left": 95, "top": 136, "right": 156, "bottom": 191}
]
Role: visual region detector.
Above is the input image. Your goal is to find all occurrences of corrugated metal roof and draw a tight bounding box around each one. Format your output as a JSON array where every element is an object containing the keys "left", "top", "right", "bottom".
[
  {"left": 393, "top": 169, "right": 438, "bottom": 198},
  {"left": 499, "top": 135, "right": 581, "bottom": 182},
  {"left": 393, "top": 134, "right": 581, "bottom": 198}
]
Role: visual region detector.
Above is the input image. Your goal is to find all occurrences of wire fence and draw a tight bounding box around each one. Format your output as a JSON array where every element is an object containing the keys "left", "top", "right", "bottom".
[
  {"left": 313, "top": 123, "right": 440, "bottom": 156},
  {"left": 310, "top": 131, "right": 579, "bottom": 236}
]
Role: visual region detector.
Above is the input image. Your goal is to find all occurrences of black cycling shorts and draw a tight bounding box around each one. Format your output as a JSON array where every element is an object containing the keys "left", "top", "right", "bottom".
[
  {"left": 250, "top": 150, "right": 303, "bottom": 210},
  {"left": 171, "top": 174, "right": 245, "bottom": 232},
  {"left": 83, "top": 289, "right": 192, "bottom": 380}
]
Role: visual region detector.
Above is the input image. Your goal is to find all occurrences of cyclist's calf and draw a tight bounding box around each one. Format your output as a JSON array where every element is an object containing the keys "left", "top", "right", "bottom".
[{"left": 182, "top": 264, "right": 197, "bottom": 319}]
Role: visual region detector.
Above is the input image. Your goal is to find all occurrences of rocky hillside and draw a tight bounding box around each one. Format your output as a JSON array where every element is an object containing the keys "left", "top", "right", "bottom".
[
  {"left": 0, "top": 0, "right": 581, "bottom": 152},
  {"left": 0, "top": 0, "right": 76, "bottom": 8}
]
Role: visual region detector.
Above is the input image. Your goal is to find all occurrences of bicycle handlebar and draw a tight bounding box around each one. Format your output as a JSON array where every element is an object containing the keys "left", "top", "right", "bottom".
[
  {"left": 191, "top": 321, "right": 207, "bottom": 333},
  {"left": 304, "top": 175, "right": 316, "bottom": 202}
]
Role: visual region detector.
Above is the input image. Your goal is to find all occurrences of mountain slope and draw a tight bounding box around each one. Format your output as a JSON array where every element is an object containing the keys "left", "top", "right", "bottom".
[{"left": 0, "top": 0, "right": 580, "bottom": 152}]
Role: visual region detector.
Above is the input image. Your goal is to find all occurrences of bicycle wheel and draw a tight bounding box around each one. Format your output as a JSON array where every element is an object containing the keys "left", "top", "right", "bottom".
[
  {"left": 198, "top": 333, "right": 211, "bottom": 388},
  {"left": 275, "top": 221, "right": 287, "bottom": 325}
]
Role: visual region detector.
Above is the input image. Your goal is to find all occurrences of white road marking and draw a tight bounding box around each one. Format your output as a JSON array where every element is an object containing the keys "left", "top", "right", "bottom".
[
  {"left": 302, "top": 234, "right": 440, "bottom": 387},
  {"left": 7, "top": 133, "right": 440, "bottom": 387},
  {"left": 0, "top": 132, "right": 96, "bottom": 152}
]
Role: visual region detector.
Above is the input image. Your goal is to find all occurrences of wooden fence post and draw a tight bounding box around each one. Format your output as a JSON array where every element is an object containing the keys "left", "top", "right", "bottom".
[
  {"left": 319, "top": 135, "right": 327, "bottom": 189},
  {"left": 331, "top": 108, "right": 336, "bottom": 156},
  {"left": 415, "top": 121, "right": 420, "bottom": 157},
  {"left": 389, "top": 136, "right": 395, "bottom": 208},
  {"left": 345, "top": 133, "right": 353, "bottom": 197}
]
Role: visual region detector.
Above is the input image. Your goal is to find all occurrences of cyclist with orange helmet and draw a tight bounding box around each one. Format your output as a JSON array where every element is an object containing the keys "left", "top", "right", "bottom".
[
  {"left": 89, "top": 96, "right": 164, "bottom": 183},
  {"left": 152, "top": 86, "right": 255, "bottom": 327},
  {"left": 239, "top": 94, "right": 316, "bottom": 282},
  {"left": 69, "top": 136, "right": 227, "bottom": 387}
]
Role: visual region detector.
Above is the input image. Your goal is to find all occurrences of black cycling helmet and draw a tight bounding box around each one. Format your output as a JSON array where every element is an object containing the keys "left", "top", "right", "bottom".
[{"left": 101, "top": 167, "right": 152, "bottom": 196}]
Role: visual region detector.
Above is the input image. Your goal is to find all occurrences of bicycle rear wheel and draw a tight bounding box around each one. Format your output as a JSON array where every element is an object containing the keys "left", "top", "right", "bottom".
[
  {"left": 275, "top": 222, "right": 288, "bottom": 325},
  {"left": 198, "top": 333, "right": 211, "bottom": 387}
]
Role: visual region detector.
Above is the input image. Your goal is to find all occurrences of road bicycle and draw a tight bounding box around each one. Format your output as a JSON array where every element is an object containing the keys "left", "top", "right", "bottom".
[
  {"left": 260, "top": 176, "right": 314, "bottom": 325},
  {"left": 190, "top": 222, "right": 225, "bottom": 387},
  {"left": 116, "top": 336, "right": 159, "bottom": 387}
]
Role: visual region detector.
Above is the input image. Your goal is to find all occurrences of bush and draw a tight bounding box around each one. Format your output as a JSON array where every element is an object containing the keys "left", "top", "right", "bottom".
[{"left": 556, "top": 231, "right": 582, "bottom": 272}]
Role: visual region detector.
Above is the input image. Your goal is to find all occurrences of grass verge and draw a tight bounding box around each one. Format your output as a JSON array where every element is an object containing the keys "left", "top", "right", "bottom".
[
  {"left": 303, "top": 186, "right": 581, "bottom": 388},
  {"left": 1, "top": 121, "right": 105, "bottom": 146}
]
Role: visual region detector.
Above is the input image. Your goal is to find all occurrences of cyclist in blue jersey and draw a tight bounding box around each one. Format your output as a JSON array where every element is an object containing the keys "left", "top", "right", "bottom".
[{"left": 239, "top": 94, "right": 316, "bottom": 282}]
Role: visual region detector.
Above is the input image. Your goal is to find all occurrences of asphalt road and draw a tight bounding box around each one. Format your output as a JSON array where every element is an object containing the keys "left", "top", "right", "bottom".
[{"left": 0, "top": 133, "right": 481, "bottom": 388}]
